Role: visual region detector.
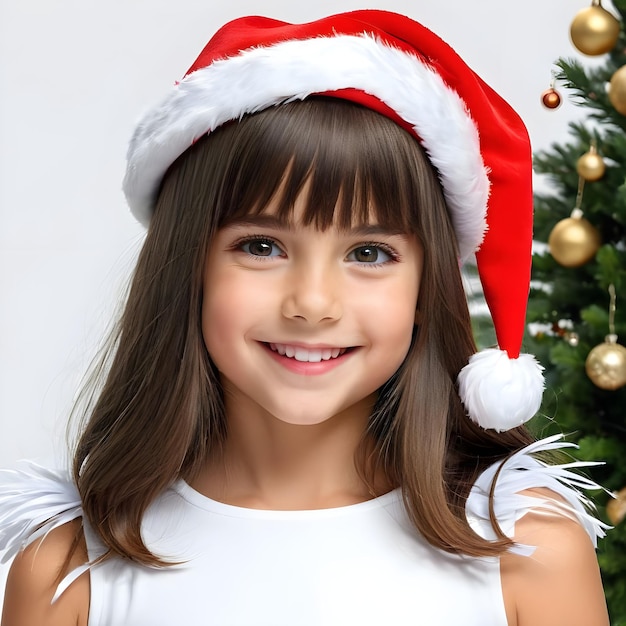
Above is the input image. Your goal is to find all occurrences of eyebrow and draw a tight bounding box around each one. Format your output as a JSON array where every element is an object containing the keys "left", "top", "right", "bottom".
[{"left": 224, "top": 215, "right": 407, "bottom": 237}]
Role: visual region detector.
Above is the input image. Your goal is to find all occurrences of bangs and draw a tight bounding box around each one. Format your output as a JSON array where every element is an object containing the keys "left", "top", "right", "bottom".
[{"left": 212, "top": 97, "right": 442, "bottom": 233}]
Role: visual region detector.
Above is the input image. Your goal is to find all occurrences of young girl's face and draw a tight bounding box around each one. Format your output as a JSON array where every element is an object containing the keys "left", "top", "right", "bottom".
[{"left": 201, "top": 190, "right": 423, "bottom": 427}]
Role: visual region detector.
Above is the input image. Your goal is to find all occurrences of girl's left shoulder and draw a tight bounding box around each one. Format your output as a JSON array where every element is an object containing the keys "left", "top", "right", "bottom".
[
  {"left": 466, "top": 434, "right": 610, "bottom": 626},
  {"left": 500, "top": 487, "right": 609, "bottom": 626}
]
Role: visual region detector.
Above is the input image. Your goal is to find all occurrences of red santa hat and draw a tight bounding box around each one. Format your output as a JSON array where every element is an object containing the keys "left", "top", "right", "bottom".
[{"left": 122, "top": 9, "right": 544, "bottom": 432}]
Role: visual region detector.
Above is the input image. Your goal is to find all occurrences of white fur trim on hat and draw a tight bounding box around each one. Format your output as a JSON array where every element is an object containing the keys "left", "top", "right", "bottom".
[
  {"left": 123, "top": 33, "right": 489, "bottom": 261},
  {"left": 457, "top": 349, "right": 545, "bottom": 431}
]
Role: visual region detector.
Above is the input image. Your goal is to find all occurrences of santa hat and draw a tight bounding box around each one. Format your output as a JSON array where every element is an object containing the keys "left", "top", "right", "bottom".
[{"left": 122, "top": 10, "right": 544, "bottom": 432}]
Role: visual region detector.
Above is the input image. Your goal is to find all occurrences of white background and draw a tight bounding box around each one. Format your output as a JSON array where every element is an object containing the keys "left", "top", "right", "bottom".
[{"left": 0, "top": 0, "right": 612, "bottom": 610}]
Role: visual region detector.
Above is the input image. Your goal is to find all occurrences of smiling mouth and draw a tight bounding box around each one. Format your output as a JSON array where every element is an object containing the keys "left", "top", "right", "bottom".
[{"left": 266, "top": 343, "right": 349, "bottom": 363}]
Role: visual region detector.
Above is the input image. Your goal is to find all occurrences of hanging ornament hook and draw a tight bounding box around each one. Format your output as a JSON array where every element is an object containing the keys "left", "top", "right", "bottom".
[
  {"left": 550, "top": 70, "right": 558, "bottom": 89},
  {"left": 573, "top": 176, "right": 586, "bottom": 216},
  {"left": 608, "top": 283, "right": 616, "bottom": 340}
]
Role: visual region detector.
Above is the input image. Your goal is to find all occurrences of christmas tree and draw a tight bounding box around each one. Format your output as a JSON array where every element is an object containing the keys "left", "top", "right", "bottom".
[{"left": 527, "top": 0, "right": 626, "bottom": 621}]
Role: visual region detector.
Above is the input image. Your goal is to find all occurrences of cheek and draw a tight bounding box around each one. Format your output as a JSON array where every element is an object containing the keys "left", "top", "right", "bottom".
[
  {"left": 386, "top": 306, "right": 417, "bottom": 365},
  {"left": 201, "top": 270, "right": 271, "bottom": 363},
  {"left": 368, "top": 283, "right": 419, "bottom": 369},
  {"left": 201, "top": 273, "right": 244, "bottom": 363}
]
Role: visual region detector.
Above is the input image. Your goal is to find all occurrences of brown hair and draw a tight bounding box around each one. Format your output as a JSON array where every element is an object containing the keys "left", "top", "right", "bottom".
[{"left": 72, "top": 97, "right": 533, "bottom": 566}]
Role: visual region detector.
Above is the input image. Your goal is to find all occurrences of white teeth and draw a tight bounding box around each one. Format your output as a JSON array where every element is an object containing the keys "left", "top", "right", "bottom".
[
  {"left": 269, "top": 343, "right": 347, "bottom": 362},
  {"left": 295, "top": 347, "right": 321, "bottom": 362}
]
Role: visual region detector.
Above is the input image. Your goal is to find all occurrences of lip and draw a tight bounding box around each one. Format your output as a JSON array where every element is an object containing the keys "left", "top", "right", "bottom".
[{"left": 260, "top": 341, "right": 355, "bottom": 376}]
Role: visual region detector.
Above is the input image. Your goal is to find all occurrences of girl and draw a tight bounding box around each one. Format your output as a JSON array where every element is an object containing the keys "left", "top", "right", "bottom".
[{"left": 0, "top": 9, "right": 610, "bottom": 626}]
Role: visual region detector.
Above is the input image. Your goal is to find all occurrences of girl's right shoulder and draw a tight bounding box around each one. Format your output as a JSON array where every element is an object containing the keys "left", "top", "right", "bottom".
[
  {"left": 0, "top": 462, "right": 88, "bottom": 625},
  {"left": 2, "top": 519, "right": 89, "bottom": 626}
]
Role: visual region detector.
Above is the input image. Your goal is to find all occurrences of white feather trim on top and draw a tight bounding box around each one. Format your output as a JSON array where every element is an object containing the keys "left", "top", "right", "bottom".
[
  {"left": 0, "top": 463, "right": 81, "bottom": 564},
  {"left": 457, "top": 348, "right": 545, "bottom": 431},
  {"left": 123, "top": 33, "right": 489, "bottom": 261},
  {"left": 466, "top": 434, "right": 610, "bottom": 554}
]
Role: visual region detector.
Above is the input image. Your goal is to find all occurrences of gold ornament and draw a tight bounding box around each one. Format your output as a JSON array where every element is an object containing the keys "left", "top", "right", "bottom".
[
  {"left": 576, "top": 145, "right": 606, "bottom": 181},
  {"left": 541, "top": 87, "right": 562, "bottom": 109},
  {"left": 609, "top": 65, "right": 626, "bottom": 115},
  {"left": 586, "top": 286, "right": 626, "bottom": 390},
  {"left": 586, "top": 337, "right": 626, "bottom": 389},
  {"left": 548, "top": 209, "right": 601, "bottom": 267},
  {"left": 607, "top": 486, "right": 626, "bottom": 525},
  {"left": 570, "top": 0, "right": 620, "bottom": 55}
]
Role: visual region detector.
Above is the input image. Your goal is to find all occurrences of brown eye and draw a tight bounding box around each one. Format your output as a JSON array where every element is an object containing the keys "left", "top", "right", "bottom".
[
  {"left": 240, "top": 239, "right": 282, "bottom": 257},
  {"left": 348, "top": 245, "right": 394, "bottom": 264},
  {"left": 353, "top": 246, "right": 379, "bottom": 263}
]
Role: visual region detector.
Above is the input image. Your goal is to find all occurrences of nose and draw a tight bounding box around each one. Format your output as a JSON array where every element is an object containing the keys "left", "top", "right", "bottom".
[{"left": 281, "top": 260, "right": 342, "bottom": 324}]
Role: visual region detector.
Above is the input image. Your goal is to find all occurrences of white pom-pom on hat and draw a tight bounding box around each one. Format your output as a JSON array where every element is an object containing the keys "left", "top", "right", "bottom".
[{"left": 458, "top": 349, "right": 545, "bottom": 432}]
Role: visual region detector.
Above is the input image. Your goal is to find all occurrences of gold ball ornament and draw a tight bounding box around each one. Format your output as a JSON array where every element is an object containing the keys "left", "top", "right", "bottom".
[
  {"left": 541, "top": 88, "right": 562, "bottom": 109},
  {"left": 570, "top": 1, "right": 620, "bottom": 55},
  {"left": 609, "top": 65, "right": 626, "bottom": 115},
  {"left": 576, "top": 148, "right": 606, "bottom": 181},
  {"left": 548, "top": 211, "right": 601, "bottom": 267},
  {"left": 585, "top": 335, "right": 626, "bottom": 390},
  {"left": 607, "top": 486, "right": 626, "bottom": 525}
]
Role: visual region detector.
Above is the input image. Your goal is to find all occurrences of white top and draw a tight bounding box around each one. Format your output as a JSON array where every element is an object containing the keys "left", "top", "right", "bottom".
[
  {"left": 0, "top": 435, "right": 608, "bottom": 626},
  {"left": 85, "top": 483, "right": 504, "bottom": 626}
]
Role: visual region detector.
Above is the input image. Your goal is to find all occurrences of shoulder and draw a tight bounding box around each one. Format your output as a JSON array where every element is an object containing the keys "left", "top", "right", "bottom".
[
  {"left": 500, "top": 488, "right": 609, "bottom": 626},
  {"left": 2, "top": 519, "right": 89, "bottom": 626}
]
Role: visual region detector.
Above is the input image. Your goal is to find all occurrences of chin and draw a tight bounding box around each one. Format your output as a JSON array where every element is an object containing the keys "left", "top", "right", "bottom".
[
  {"left": 268, "top": 408, "right": 339, "bottom": 427},
  {"left": 263, "top": 394, "right": 376, "bottom": 428}
]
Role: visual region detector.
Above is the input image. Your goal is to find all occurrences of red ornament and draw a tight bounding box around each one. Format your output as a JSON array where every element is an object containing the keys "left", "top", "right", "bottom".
[{"left": 541, "top": 87, "right": 562, "bottom": 109}]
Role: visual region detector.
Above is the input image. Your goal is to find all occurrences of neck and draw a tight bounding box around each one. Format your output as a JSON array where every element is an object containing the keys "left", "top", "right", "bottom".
[{"left": 192, "top": 393, "right": 391, "bottom": 510}]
